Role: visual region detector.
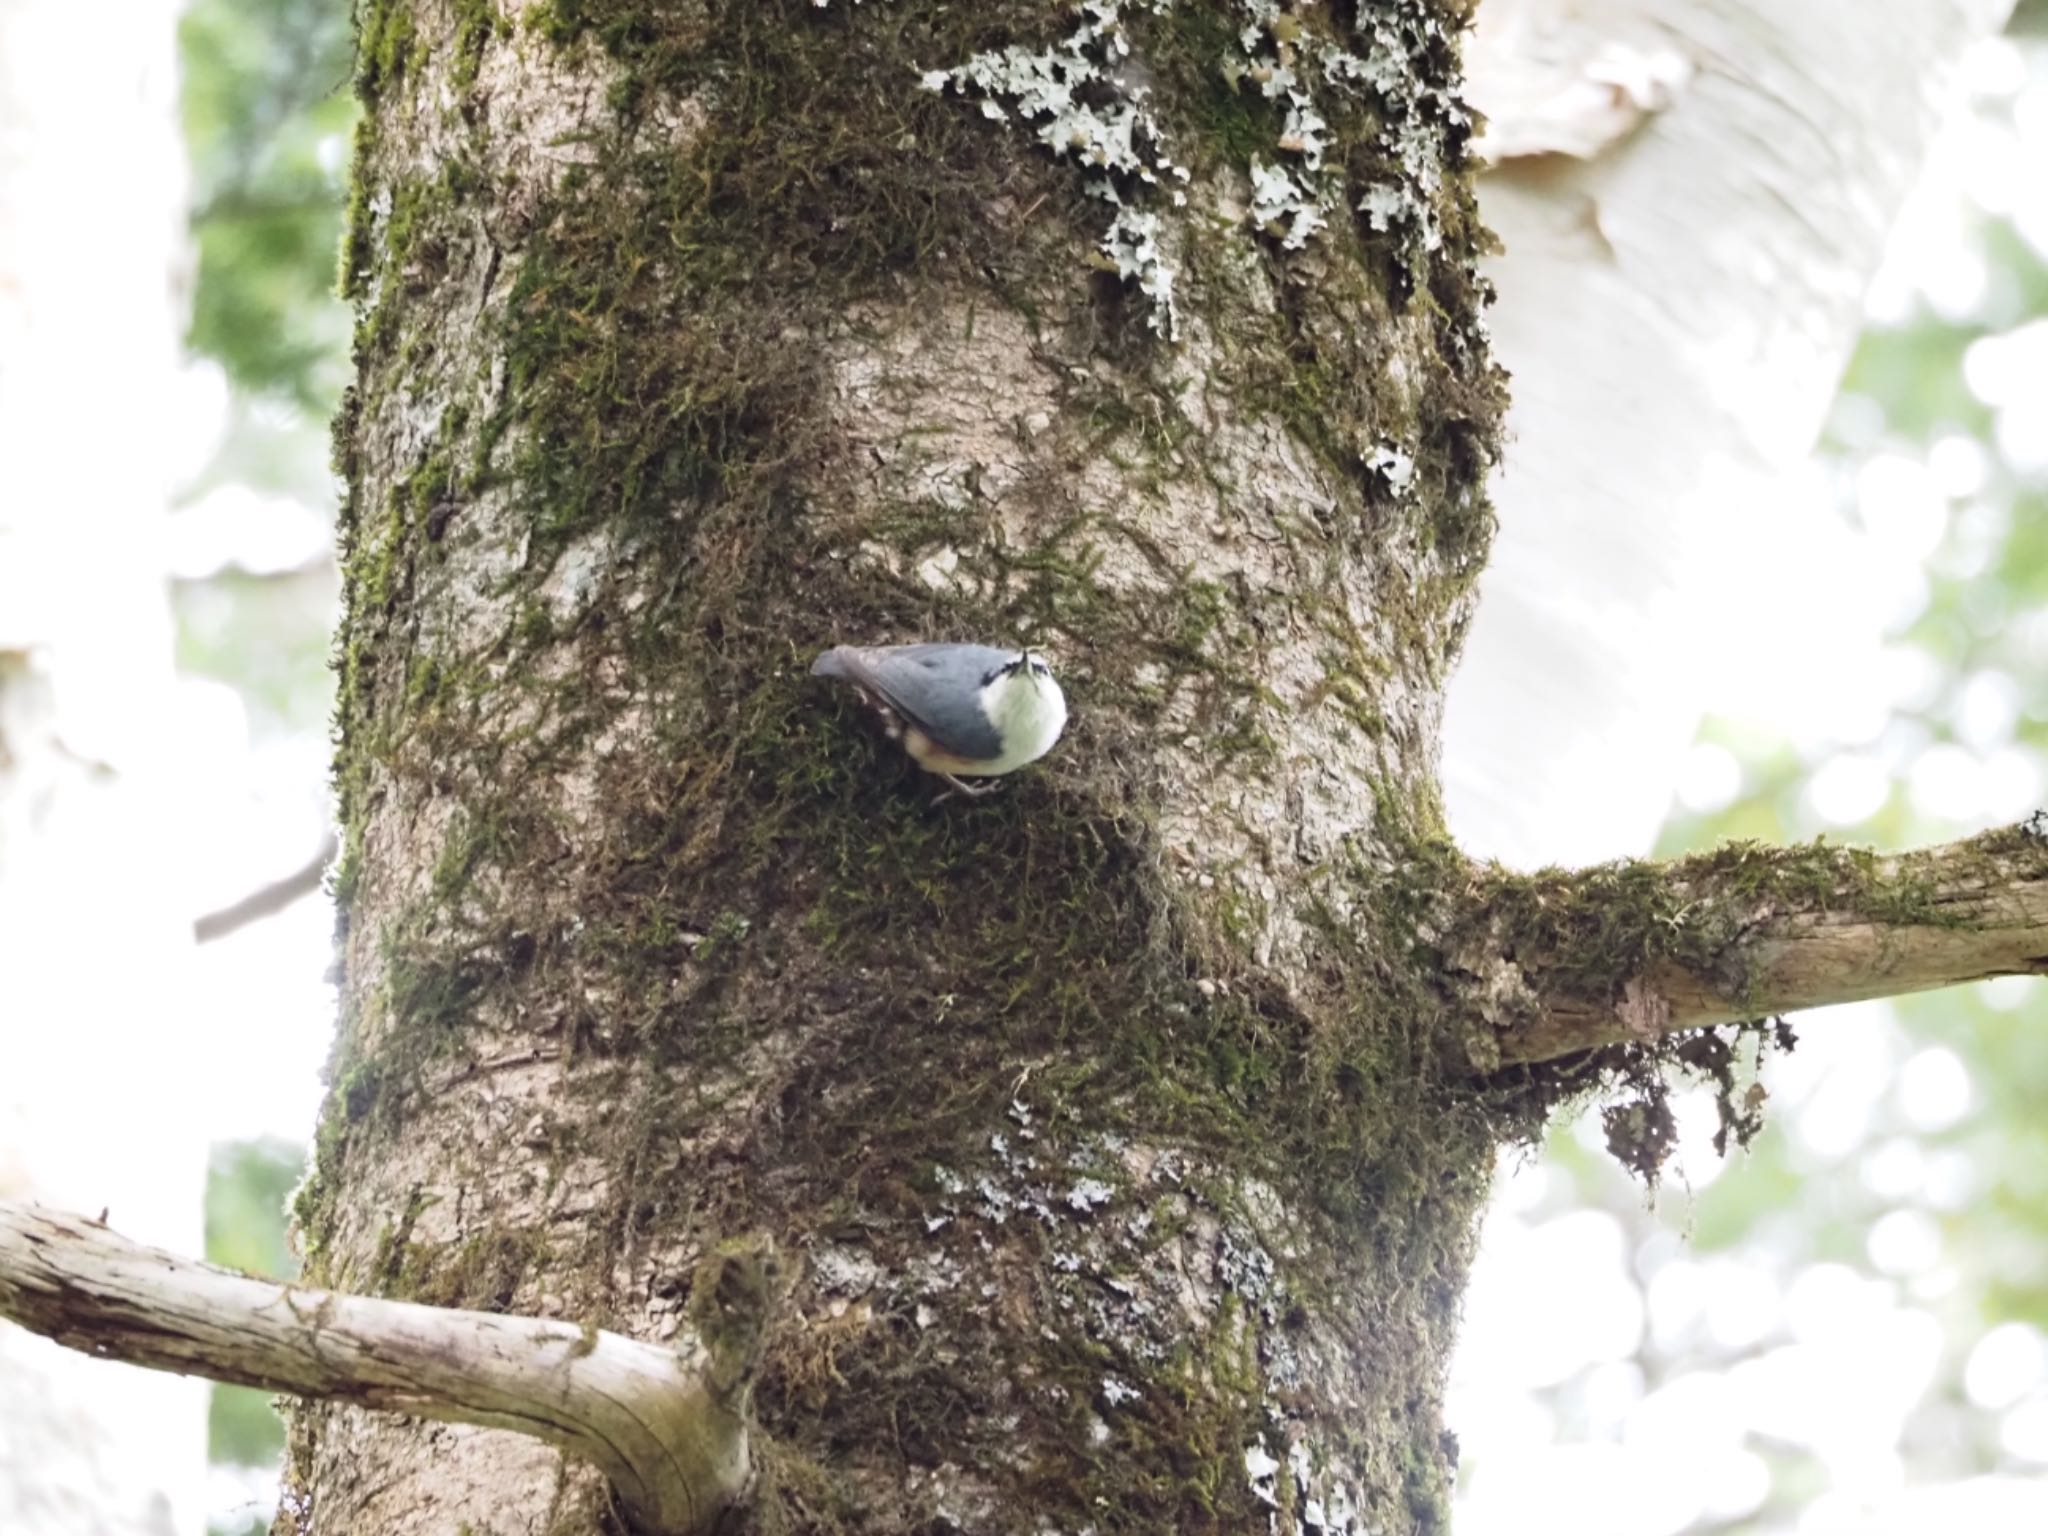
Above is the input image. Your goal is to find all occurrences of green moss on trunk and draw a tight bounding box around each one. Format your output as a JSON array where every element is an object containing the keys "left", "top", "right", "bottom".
[{"left": 306, "top": 2, "right": 1514, "bottom": 1531}]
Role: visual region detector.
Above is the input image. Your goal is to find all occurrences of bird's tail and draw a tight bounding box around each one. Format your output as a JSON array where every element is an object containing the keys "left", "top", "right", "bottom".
[{"left": 810, "top": 647, "right": 851, "bottom": 679}]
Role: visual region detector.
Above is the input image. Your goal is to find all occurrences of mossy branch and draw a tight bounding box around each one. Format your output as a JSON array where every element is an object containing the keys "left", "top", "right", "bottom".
[
  {"left": 1450, "top": 824, "right": 2048, "bottom": 1067},
  {"left": 0, "top": 1200, "right": 775, "bottom": 1536}
]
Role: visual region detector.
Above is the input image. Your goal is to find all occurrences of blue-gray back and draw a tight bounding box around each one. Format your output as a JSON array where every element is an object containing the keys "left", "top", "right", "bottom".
[{"left": 812, "top": 643, "right": 1013, "bottom": 761}]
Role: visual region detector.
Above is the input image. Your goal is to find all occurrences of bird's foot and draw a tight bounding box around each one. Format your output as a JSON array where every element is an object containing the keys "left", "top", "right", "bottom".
[{"left": 931, "top": 773, "right": 1002, "bottom": 807}]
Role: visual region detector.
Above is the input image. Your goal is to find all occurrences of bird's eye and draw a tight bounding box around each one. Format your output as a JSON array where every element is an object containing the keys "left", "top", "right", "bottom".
[{"left": 1030, "top": 659, "right": 1051, "bottom": 676}]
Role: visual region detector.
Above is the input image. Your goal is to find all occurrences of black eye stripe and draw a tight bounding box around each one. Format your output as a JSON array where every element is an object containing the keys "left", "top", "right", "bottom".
[{"left": 982, "top": 655, "right": 1049, "bottom": 687}]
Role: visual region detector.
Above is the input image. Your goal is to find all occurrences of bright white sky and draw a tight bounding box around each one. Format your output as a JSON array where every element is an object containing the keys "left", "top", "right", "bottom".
[{"left": 0, "top": 1, "right": 211, "bottom": 1526}]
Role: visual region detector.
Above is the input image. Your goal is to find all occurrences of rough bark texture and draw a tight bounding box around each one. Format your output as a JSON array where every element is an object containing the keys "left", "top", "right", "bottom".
[
  {"left": 1445, "top": 827, "right": 2048, "bottom": 1066},
  {"left": 295, "top": 2, "right": 1523, "bottom": 1532}
]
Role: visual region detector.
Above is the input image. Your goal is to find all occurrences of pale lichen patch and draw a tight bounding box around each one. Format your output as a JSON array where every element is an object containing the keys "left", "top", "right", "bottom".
[
  {"left": 1222, "top": 0, "right": 1474, "bottom": 280},
  {"left": 918, "top": 0, "right": 1188, "bottom": 334}
]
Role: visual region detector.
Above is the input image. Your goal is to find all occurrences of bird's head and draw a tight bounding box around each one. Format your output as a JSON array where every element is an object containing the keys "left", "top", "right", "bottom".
[{"left": 983, "top": 649, "right": 1055, "bottom": 691}]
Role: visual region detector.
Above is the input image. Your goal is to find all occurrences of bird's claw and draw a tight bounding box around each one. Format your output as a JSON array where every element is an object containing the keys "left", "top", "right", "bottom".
[{"left": 931, "top": 774, "right": 1002, "bottom": 807}]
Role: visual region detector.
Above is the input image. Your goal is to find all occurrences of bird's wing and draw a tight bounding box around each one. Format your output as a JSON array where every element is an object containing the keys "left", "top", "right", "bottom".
[{"left": 812, "top": 645, "right": 1007, "bottom": 761}]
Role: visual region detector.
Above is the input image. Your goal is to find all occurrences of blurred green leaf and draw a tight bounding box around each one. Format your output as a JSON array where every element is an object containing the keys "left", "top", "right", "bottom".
[
  {"left": 205, "top": 1138, "right": 302, "bottom": 1470},
  {"left": 172, "top": 565, "right": 339, "bottom": 735},
  {"left": 180, "top": 0, "right": 355, "bottom": 411},
  {"left": 211, "top": 1382, "right": 289, "bottom": 1471},
  {"left": 204, "top": 1136, "right": 301, "bottom": 1283}
]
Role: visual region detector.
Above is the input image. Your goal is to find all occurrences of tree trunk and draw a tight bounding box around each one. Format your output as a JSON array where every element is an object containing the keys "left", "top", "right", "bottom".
[{"left": 300, "top": 2, "right": 1508, "bottom": 1529}]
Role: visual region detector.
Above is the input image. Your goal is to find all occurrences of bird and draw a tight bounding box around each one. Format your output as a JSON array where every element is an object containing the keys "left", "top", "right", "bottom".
[{"left": 811, "top": 642, "right": 1068, "bottom": 799}]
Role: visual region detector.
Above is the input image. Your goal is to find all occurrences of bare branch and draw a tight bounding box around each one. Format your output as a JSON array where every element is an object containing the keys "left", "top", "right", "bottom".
[
  {"left": 1451, "top": 824, "right": 2048, "bottom": 1067},
  {"left": 193, "top": 831, "right": 338, "bottom": 943},
  {"left": 0, "top": 1200, "right": 774, "bottom": 1536}
]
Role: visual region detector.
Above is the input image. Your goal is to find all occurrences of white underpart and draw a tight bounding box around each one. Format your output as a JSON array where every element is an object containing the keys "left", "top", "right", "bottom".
[{"left": 971, "top": 670, "right": 1070, "bottom": 776}]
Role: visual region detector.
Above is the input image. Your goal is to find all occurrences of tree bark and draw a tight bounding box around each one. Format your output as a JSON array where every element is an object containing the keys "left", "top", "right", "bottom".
[
  {"left": 1444, "top": 827, "right": 2048, "bottom": 1066},
  {"left": 295, "top": 2, "right": 1510, "bottom": 1530}
]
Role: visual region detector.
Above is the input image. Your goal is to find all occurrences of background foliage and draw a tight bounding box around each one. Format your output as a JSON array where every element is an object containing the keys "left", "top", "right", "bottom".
[
  {"left": 178, "top": 2, "right": 351, "bottom": 1529},
  {"left": 1451, "top": 31, "right": 2048, "bottom": 1533}
]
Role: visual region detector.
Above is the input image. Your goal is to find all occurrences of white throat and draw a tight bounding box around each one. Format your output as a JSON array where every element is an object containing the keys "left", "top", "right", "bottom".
[{"left": 978, "top": 668, "right": 1068, "bottom": 773}]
